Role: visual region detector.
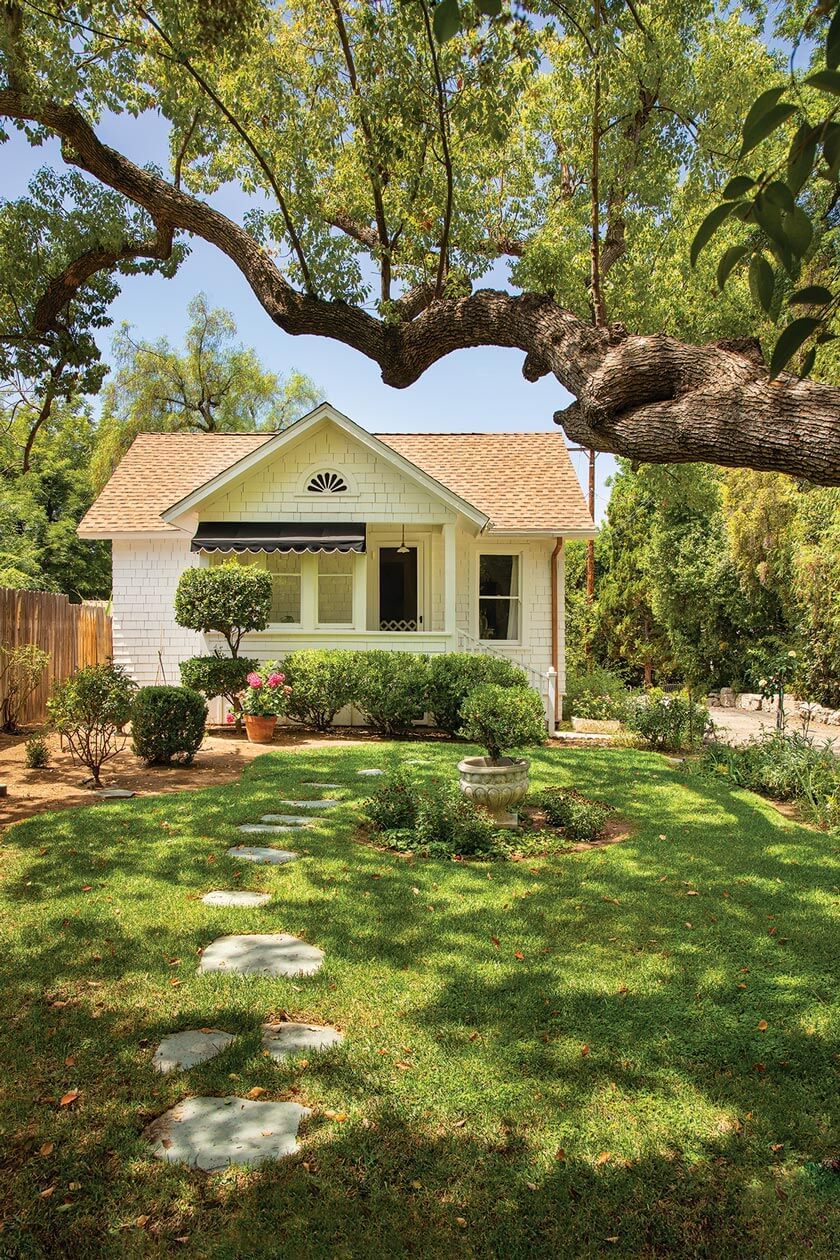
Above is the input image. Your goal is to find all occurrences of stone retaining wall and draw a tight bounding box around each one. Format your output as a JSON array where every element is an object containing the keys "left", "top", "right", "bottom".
[{"left": 707, "top": 689, "right": 840, "bottom": 726}]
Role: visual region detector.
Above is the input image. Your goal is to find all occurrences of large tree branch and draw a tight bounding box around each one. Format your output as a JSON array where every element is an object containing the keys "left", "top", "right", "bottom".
[
  {"left": 31, "top": 221, "right": 174, "bottom": 334},
  {"left": 1, "top": 90, "right": 839, "bottom": 484}
]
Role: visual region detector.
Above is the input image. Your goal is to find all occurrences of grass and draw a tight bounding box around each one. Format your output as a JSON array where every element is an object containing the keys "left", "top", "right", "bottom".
[{"left": 0, "top": 741, "right": 838, "bottom": 1259}]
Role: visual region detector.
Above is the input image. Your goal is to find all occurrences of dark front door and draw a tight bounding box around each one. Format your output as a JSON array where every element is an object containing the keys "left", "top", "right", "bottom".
[{"left": 379, "top": 547, "right": 419, "bottom": 631}]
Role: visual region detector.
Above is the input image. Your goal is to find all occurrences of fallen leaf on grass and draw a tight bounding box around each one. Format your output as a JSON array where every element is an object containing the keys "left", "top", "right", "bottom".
[
  {"left": 247, "top": 1087, "right": 266, "bottom": 1099},
  {"left": 59, "top": 1091, "right": 79, "bottom": 1107},
  {"left": 169, "top": 978, "right": 181, "bottom": 987},
  {"left": 324, "top": 1110, "right": 347, "bottom": 1122},
  {"left": 581, "top": 1045, "right": 590, "bottom": 1057},
  {"left": 686, "top": 890, "right": 699, "bottom": 897},
  {"left": 595, "top": 1151, "right": 612, "bottom": 1166},
  {"left": 161, "top": 1139, "right": 173, "bottom": 1149},
  {"left": 395, "top": 1061, "right": 412, "bottom": 1070},
  {"left": 771, "top": 1143, "right": 784, "bottom": 1153},
  {"left": 602, "top": 897, "right": 621, "bottom": 906},
  {"left": 754, "top": 1063, "right": 766, "bottom": 1073},
  {"left": 39, "top": 1186, "right": 55, "bottom": 1198},
  {"left": 39, "top": 1142, "right": 55, "bottom": 1157},
  {"left": 491, "top": 936, "right": 500, "bottom": 948},
  {"left": 68, "top": 1182, "right": 81, "bottom": 1191},
  {"left": 455, "top": 1217, "right": 467, "bottom": 1228},
  {"left": 514, "top": 951, "right": 525, "bottom": 961},
  {"left": 81, "top": 886, "right": 92, "bottom": 893},
  {"left": 555, "top": 1148, "right": 566, "bottom": 1162},
  {"left": 453, "top": 1118, "right": 466, "bottom": 1129},
  {"left": 757, "top": 1019, "right": 768, "bottom": 1031}
]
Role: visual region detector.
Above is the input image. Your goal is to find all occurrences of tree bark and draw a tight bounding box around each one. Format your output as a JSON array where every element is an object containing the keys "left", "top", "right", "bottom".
[{"left": 1, "top": 90, "right": 839, "bottom": 485}]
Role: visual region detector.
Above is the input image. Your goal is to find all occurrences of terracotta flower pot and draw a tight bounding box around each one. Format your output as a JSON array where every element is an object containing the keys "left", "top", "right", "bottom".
[
  {"left": 244, "top": 714, "right": 277, "bottom": 744},
  {"left": 457, "top": 755, "right": 530, "bottom": 829}
]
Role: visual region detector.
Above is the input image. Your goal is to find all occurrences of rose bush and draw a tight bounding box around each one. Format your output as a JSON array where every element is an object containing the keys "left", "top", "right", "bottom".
[{"left": 240, "top": 662, "right": 292, "bottom": 717}]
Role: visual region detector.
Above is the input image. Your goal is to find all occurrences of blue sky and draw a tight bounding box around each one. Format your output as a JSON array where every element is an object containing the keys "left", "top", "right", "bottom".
[{"left": 4, "top": 111, "right": 615, "bottom": 520}]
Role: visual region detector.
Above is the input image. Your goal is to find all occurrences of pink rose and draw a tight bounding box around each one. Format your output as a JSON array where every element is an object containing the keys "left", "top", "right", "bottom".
[
  {"left": 267, "top": 672, "right": 284, "bottom": 688},
  {"left": 225, "top": 712, "right": 235, "bottom": 724},
  {"left": 247, "top": 672, "right": 263, "bottom": 688}
]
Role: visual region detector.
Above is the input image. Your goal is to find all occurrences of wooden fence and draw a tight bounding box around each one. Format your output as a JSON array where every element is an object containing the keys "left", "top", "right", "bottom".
[{"left": 0, "top": 588, "right": 113, "bottom": 727}]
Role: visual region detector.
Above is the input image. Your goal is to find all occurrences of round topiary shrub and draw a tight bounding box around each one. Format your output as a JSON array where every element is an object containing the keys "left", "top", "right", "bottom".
[
  {"left": 426, "top": 652, "right": 529, "bottom": 735},
  {"left": 459, "top": 683, "right": 547, "bottom": 763},
  {"left": 131, "top": 685, "right": 207, "bottom": 766}
]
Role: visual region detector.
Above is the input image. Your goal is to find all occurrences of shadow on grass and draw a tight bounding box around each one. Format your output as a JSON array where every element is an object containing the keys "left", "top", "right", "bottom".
[{"left": 1, "top": 743, "right": 838, "bottom": 1258}]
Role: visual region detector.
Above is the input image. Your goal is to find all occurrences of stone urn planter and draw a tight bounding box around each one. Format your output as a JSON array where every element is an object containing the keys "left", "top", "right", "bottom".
[
  {"left": 457, "top": 756, "right": 530, "bottom": 828},
  {"left": 570, "top": 716, "right": 621, "bottom": 735},
  {"left": 244, "top": 715, "right": 277, "bottom": 744}
]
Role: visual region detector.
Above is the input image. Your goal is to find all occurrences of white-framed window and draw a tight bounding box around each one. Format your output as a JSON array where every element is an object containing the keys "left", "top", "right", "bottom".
[
  {"left": 479, "top": 553, "right": 521, "bottom": 641},
  {"left": 266, "top": 551, "right": 302, "bottom": 624},
  {"left": 317, "top": 551, "right": 354, "bottom": 625},
  {"left": 209, "top": 550, "right": 301, "bottom": 625}
]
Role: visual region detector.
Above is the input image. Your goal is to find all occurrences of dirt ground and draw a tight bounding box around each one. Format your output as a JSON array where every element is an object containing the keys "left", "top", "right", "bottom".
[{"left": 0, "top": 725, "right": 375, "bottom": 830}]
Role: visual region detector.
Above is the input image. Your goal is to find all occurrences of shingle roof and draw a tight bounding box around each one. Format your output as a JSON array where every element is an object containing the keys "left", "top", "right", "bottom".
[{"left": 78, "top": 428, "right": 593, "bottom": 536}]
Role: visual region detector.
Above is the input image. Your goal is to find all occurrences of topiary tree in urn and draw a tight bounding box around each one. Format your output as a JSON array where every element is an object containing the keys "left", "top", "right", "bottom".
[{"left": 457, "top": 683, "right": 546, "bottom": 828}]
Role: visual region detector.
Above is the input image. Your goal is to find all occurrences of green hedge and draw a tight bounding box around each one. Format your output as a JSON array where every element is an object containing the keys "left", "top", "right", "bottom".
[
  {"left": 179, "top": 655, "right": 258, "bottom": 703},
  {"left": 281, "top": 648, "right": 360, "bottom": 731},
  {"left": 131, "top": 686, "right": 207, "bottom": 765},
  {"left": 426, "top": 652, "right": 529, "bottom": 734},
  {"left": 352, "top": 650, "right": 430, "bottom": 736}
]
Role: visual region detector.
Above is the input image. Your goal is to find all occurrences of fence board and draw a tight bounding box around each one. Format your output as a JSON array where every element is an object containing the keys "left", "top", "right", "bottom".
[{"left": 0, "top": 588, "right": 113, "bottom": 727}]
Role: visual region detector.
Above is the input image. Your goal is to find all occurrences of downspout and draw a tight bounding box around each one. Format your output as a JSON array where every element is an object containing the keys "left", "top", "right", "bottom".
[{"left": 550, "top": 537, "right": 563, "bottom": 725}]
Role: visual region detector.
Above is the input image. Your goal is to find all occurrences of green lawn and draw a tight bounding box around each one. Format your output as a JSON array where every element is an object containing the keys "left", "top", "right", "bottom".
[{"left": 1, "top": 742, "right": 838, "bottom": 1258}]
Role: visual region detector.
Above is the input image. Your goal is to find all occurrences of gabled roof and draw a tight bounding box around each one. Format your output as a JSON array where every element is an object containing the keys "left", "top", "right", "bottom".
[{"left": 78, "top": 406, "right": 594, "bottom": 538}]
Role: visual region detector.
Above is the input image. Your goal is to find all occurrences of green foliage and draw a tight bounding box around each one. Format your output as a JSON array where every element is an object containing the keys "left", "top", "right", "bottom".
[
  {"left": 571, "top": 691, "right": 625, "bottom": 723},
  {"left": 365, "top": 768, "right": 498, "bottom": 859},
  {"left": 23, "top": 735, "right": 49, "bottom": 769},
  {"left": 426, "top": 652, "right": 528, "bottom": 735},
  {"left": 363, "top": 765, "right": 418, "bottom": 833},
  {"left": 459, "top": 683, "right": 545, "bottom": 762},
  {"left": 624, "top": 689, "right": 713, "bottom": 753},
  {"left": 0, "top": 643, "right": 50, "bottom": 733},
  {"left": 281, "top": 649, "right": 360, "bottom": 731},
  {"left": 694, "top": 3, "right": 840, "bottom": 376},
  {"left": 178, "top": 654, "right": 257, "bottom": 705},
  {"left": 174, "top": 562, "right": 272, "bottom": 656},
  {"left": 130, "top": 685, "right": 207, "bottom": 765},
  {"left": 789, "top": 487, "right": 840, "bottom": 706},
  {"left": 353, "top": 651, "right": 430, "bottom": 736},
  {"left": 564, "top": 665, "right": 629, "bottom": 720},
  {"left": 702, "top": 732, "right": 840, "bottom": 831},
  {"left": 47, "top": 662, "right": 135, "bottom": 786},
  {"left": 531, "top": 787, "right": 612, "bottom": 843}
]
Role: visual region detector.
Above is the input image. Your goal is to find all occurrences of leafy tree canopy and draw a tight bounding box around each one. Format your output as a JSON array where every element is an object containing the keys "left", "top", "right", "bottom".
[{"left": 2, "top": 1, "right": 838, "bottom": 481}]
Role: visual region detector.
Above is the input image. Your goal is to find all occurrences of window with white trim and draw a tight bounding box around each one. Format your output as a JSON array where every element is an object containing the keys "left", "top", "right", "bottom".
[
  {"left": 479, "top": 554, "right": 520, "bottom": 641},
  {"left": 317, "top": 551, "right": 354, "bottom": 625}
]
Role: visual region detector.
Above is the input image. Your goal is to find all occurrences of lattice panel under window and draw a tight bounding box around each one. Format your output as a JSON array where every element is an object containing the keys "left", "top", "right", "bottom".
[
  {"left": 379, "top": 619, "right": 418, "bottom": 632},
  {"left": 306, "top": 470, "right": 348, "bottom": 494}
]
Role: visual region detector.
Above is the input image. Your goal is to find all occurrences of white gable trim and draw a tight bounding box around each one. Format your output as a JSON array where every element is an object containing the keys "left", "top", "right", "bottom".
[{"left": 161, "top": 403, "right": 489, "bottom": 529}]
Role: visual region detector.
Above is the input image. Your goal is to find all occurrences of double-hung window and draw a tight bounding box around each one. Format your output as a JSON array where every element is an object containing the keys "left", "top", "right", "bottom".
[
  {"left": 479, "top": 553, "right": 521, "bottom": 641},
  {"left": 266, "top": 552, "right": 302, "bottom": 624}
]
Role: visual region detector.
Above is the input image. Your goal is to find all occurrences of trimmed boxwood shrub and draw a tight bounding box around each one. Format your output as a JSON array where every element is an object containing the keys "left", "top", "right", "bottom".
[
  {"left": 459, "top": 683, "right": 546, "bottom": 762},
  {"left": 353, "top": 650, "right": 430, "bottom": 736},
  {"left": 281, "top": 649, "right": 360, "bottom": 730},
  {"left": 531, "top": 787, "right": 612, "bottom": 843},
  {"left": 426, "top": 652, "right": 529, "bottom": 734},
  {"left": 174, "top": 562, "right": 272, "bottom": 655},
  {"left": 131, "top": 685, "right": 207, "bottom": 765}
]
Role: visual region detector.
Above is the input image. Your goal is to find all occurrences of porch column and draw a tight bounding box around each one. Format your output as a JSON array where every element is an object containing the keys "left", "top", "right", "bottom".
[
  {"left": 353, "top": 550, "right": 368, "bottom": 631},
  {"left": 443, "top": 521, "right": 457, "bottom": 643}
]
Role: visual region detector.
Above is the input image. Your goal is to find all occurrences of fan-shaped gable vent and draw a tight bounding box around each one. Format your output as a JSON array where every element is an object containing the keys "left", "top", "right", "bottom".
[{"left": 307, "top": 470, "right": 348, "bottom": 494}]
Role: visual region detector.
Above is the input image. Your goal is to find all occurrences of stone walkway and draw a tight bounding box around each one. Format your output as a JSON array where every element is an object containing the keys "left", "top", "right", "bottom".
[{"left": 146, "top": 783, "right": 349, "bottom": 1170}]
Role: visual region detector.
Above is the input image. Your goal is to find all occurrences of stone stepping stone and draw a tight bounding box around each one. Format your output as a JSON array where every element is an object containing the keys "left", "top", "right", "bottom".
[
  {"left": 357, "top": 768, "right": 384, "bottom": 777},
  {"left": 202, "top": 889, "right": 271, "bottom": 907},
  {"left": 259, "top": 815, "right": 313, "bottom": 826},
  {"left": 144, "top": 1096, "right": 308, "bottom": 1171},
  {"left": 237, "top": 823, "right": 301, "bottom": 835},
  {"left": 261, "top": 1021, "right": 343, "bottom": 1062},
  {"left": 97, "top": 788, "right": 135, "bottom": 799},
  {"left": 226, "top": 846, "right": 298, "bottom": 865},
  {"left": 278, "top": 800, "right": 340, "bottom": 810},
  {"left": 199, "top": 933, "right": 324, "bottom": 977},
  {"left": 303, "top": 782, "right": 343, "bottom": 789},
  {"left": 153, "top": 1029, "right": 236, "bottom": 1074}
]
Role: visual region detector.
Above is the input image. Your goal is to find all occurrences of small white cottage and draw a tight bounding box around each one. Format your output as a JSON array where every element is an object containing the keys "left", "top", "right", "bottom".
[{"left": 78, "top": 403, "right": 595, "bottom": 722}]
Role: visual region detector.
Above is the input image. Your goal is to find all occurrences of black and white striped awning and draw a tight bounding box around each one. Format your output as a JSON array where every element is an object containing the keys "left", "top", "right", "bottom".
[{"left": 191, "top": 522, "right": 366, "bottom": 554}]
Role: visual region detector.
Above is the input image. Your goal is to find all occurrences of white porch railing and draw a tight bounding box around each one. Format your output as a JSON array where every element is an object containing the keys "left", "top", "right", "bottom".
[{"left": 456, "top": 630, "right": 557, "bottom": 729}]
